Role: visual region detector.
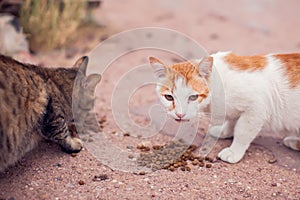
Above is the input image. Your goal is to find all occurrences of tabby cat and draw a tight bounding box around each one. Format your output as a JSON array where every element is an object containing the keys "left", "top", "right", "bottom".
[
  {"left": 150, "top": 52, "right": 300, "bottom": 163},
  {"left": 0, "top": 55, "right": 101, "bottom": 172}
]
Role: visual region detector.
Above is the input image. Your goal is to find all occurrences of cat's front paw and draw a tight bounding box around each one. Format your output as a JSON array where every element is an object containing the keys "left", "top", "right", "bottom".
[
  {"left": 218, "top": 147, "right": 244, "bottom": 163},
  {"left": 60, "top": 136, "right": 83, "bottom": 153}
]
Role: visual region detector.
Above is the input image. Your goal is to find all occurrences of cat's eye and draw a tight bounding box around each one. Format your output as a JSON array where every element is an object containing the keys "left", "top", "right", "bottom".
[
  {"left": 189, "top": 94, "right": 199, "bottom": 101},
  {"left": 164, "top": 94, "right": 174, "bottom": 101}
]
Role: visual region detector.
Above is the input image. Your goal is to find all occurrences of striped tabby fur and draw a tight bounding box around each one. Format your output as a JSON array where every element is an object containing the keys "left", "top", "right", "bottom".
[{"left": 0, "top": 55, "right": 101, "bottom": 172}]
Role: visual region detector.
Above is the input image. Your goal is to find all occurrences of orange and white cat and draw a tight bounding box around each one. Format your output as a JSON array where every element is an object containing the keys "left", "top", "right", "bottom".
[{"left": 149, "top": 52, "right": 300, "bottom": 163}]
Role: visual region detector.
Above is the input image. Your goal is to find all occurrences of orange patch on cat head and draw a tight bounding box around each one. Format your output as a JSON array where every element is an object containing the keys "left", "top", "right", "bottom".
[
  {"left": 150, "top": 57, "right": 209, "bottom": 105},
  {"left": 154, "top": 59, "right": 209, "bottom": 95},
  {"left": 274, "top": 53, "right": 300, "bottom": 88},
  {"left": 225, "top": 53, "right": 267, "bottom": 71},
  {"left": 170, "top": 61, "right": 208, "bottom": 95}
]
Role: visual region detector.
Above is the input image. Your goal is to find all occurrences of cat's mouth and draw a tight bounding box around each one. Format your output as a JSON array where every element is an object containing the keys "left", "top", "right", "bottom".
[{"left": 175, "top": 118, "right": 190, "bottom": 122}]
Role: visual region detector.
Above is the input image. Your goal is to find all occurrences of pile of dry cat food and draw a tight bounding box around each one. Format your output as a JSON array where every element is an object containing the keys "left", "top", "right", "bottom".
[{"left": 136, "top": 140, "right": 217, "bottom": 173}]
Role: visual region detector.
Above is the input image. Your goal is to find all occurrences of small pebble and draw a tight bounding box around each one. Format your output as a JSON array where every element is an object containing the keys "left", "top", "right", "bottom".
[
  {"left": 54, "top": 163, "right": 62, "bottom": 167},
  {"left": 268, "top": 158, "right": 277, "bottom": 164},
  {"left": 93, "top": 174, "right": 109, "bottom": 181},
  {"left": 99, "top": 116, "right": 107, "bottom": 124},
  {"left": 139, "top": 171, "right": 146, "bottom": 175},
  {"left": 152, "top": 145, "right": 161, "bottom": 150},
  {"left": 123, "top": 132, "right": 130, "bottom": 137},
  {"left": 78, "top": 180, "right": 85, "bottom": 185},
  {"left": 228, "top": 179, "right": 235, "bottom": 184},
  {"left": 71, "top": 153, "right": 77, "bottom": 157}
]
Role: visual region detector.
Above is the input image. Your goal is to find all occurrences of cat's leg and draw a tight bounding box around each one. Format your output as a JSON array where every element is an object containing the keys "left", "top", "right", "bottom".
[
  {"left": 209, "top": 119, "right": 236, "bottom": 139},
  {"left": 41, "top": 116, "right": 83, "bottom": 153},
  {"left": 54, "top": 123, "right": 83, "bottom": 153},
  {"left": 283, "top": 136, "right": 300, "bottom": 151},
  {"left": 218, "top": 112, "right": 264, "bottom": 163}
]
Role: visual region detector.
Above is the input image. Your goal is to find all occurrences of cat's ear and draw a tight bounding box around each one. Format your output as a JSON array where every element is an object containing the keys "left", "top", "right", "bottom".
[
  {"left": 74, "top": 56, "right": 89, "bottom": 75},
  {"left": 149, "top": 56, "right": 167, "bottom": 80},
  {"left": 82, "top": 74, "right": 101, "bottom": 89},
  {"left": 197, "top": 56, "right": 213, "bottom": 78}
]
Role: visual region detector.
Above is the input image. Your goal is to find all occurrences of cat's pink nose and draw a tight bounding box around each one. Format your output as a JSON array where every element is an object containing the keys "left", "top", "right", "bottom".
[{"left": 176, "top": 113, "right": 185, "bottom": 119}]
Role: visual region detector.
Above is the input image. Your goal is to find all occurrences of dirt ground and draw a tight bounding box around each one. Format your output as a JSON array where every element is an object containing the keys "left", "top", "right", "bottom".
[{"left": 1, "top": 0, "right": 300, "bottom": 199}]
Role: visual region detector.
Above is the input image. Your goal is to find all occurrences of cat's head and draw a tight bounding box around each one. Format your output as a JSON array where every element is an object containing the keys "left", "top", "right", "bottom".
[
  {"left": 149, "top": 56, "right": 213, "bottom": 121},
  {"left": 69, "top": 56, "right": 102, "bottom": 134},
  {"left": 72, "top": 56, "right": 101, "bottom": 112}
]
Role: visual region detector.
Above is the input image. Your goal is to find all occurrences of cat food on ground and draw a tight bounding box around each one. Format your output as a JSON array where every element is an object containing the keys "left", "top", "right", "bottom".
[
  {"left": 205, "top": 163, "right": 212, "bottom": 168},
  {"left": 186, "top": 166, "right": 191, "bottom": 171},
  {"left": 136, "top": 144, "right": 150, "bottom": 152},
  {"left": 136, "top": 141, "right": 216, "bottom": 173},
  {"left": 192, "top": 159, "right": 199, "bottom": 165}
]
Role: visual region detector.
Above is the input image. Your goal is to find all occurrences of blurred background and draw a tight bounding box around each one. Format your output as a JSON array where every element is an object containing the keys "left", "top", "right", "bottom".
[{"left": 0, "top": 0, "right": 299, "bottom": 65}]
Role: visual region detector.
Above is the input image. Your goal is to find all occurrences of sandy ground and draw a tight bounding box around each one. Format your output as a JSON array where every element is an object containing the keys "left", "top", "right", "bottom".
[{"left": 1, "top": 0, "right": 300, "bottom": 199}]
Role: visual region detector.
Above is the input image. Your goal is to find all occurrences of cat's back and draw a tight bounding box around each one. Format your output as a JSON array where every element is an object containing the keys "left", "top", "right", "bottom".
[
  {"left": 271, "top": 53, "right": 300, "bottom": 89},
  {"left": 212, "top": 52, "right": 300, "bottom": 89},
  {"left": 0, "top": 55, "right": 50, "bottom": 172},
  {"left": 0, "top": 55, "right": 48, "bottom": 131},
  {"left": 211, "top": 52, "right": 300, "bottom": 130}
]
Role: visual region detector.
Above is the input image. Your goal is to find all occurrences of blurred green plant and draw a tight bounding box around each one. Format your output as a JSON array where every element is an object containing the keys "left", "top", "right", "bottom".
[{"left": 20, "top": 0, "right": 86, "bottom": 52}]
